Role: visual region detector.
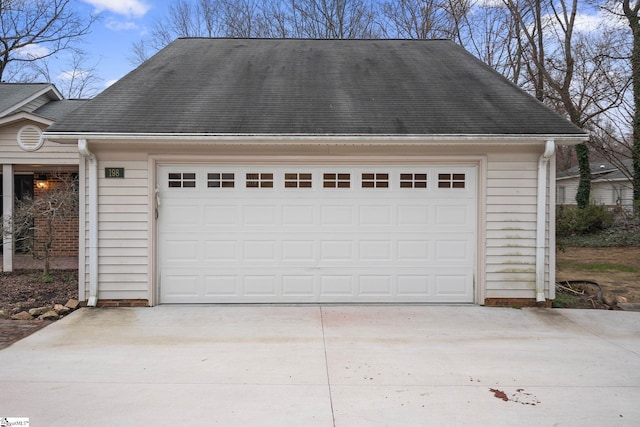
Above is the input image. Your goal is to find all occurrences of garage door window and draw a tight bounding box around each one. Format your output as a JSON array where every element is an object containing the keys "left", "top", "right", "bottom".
[
  {"left": 246, "top": 173, "right": 274, "bottom": 188},
  {"left": 168, "top": 172, "right": 196, "bottom": 188},
  {"left": 438, "top": 173, "right": 466, "bottom": 189},
  {"left": 324, "top": 173, "right": 350, "bottom": 188},
  {"left": 285, "top": 173, "right": 312, "bottom": 188},
  {"left": 208, "top": 173, "right": 235, "bottom": 188},
  {"left": 362, "top": 173, "right": 389, "bottom": 188},
  {"left": 400, "top": 173, "right": 428, "bottom": 189}
]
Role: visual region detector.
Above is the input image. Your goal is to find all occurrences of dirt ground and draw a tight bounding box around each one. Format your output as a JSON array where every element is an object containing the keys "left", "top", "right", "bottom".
[
  {"left": 556, "top": 247, "right": 640, "bottom": 304},
  {"left": 0, "top": 270, "right": 78, "bottom": 350}
]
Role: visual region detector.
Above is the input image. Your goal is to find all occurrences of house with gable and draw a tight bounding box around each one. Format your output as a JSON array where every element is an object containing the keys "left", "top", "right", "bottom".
[
  {"left": 44, "top": 38, "right": 588, "bottom": 307},
  {"left": 557, "top": 159, "right": 634, "bottom": 212},
  {"left": 0, "top": 83, "right": 85, "bottom": 271}
]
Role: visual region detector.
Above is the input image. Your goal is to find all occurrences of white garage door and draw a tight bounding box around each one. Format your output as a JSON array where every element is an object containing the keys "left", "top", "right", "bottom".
[{"left": 158, "top": 164, "right": 476, "bottom": 303}]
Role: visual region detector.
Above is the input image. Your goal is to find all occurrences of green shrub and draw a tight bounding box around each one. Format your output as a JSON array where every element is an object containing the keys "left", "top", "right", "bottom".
[{"left": 556, "top": 204, "right": 613, "bottom": 237}]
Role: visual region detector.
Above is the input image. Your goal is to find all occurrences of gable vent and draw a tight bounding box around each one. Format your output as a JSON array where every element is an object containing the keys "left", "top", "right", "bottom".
[{"left": 17, "top": 125, "right": 44, "bottom": 152}]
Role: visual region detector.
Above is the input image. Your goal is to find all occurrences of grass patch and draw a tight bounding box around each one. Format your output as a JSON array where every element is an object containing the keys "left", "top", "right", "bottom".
[
  {"left": 552, "top": 292, "right": 586, "bottom": 308},
  {"left": 557, "top": 260, "right": 637, "bottom": 273}
]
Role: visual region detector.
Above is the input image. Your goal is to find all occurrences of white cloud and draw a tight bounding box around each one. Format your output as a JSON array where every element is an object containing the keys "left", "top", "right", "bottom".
[
  {"left": 58, "top": 70, "right": 89, "bottom": 81},
  {"left": 15, "top": 44, "right": 50, "bottom": 59},
  {"left": 106, "top": 19, "right": 139, "bottom": 31},
  {"left": 574, "top": 11, "right": 626, "bottom": 33},
  {"left": 105, "top": 79, "right": 119, "bottom": 88},
  {"left": 82, "top": 0, "right": 150, "bottom": 18}
]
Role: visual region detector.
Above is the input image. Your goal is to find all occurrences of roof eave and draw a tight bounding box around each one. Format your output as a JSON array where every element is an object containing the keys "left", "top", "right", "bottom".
[
  {"left": 0, "top": 111, "right": 55, "bottom": 127},
  {"left": 0, "top": 84, "right": 63, "bottom": 118},
  {"left": 43, "top": 132, "right": 589, "bottom": 146}
]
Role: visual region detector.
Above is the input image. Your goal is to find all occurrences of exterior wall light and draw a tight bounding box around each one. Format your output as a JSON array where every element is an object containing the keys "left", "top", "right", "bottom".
[{"left": 35, "top": 174, "right": 49, "bottom": 190}]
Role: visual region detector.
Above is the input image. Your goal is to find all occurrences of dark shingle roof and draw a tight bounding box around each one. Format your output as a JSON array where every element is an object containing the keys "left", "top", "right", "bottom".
[
  {"left": 34, "top": 99, "right": 88, "bottom": 121},
  {"left": 47, "top": 38, "right": 585, "bottom": 136},
  {"left": 0, "top": 83, "right": 59, "bottom": 117},
  {"left": 558, "top": 159, "right": 633, "bottom": 181}
]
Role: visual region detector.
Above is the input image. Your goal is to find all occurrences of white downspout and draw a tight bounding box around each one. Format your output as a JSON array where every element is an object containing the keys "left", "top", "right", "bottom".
[
  {"left": 536, "top": 140, "right": 555, "bottom": 303},
  {"left": 78, "top": 139, "right": 99, "bottom": 307}
]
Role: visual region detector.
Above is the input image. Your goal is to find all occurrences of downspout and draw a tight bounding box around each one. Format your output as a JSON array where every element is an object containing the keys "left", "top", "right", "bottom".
[
  {"left": 536, "top": 140, "right": 555, "bottom": 303},
  {"left": 78, "top": 139, "right": 99, "bottom": 307}
]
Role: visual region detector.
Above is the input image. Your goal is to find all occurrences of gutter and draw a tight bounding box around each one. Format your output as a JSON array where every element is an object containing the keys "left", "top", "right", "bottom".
[
  {"left": 43, "top": 132, "right": 588, "bottom": 146},
  {"left": 536, "top": 140, "right": 555, "bottom": 303},
  {"left": 78, "top": 139, "right": 99, "bottom": 307}
]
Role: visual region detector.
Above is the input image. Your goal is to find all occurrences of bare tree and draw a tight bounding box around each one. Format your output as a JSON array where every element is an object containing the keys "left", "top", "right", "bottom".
[
  {"left": 0, "top": 0, "right": 96, "bottom": 81},
  {"left": 380, "top": 0, "right": 455, "bottom": 39},
  {"left": 622, "top": 0, "right": 640, "bottom": 214},
  {"left": 283, "top": 0, "right": 380, "bottom": 38},
  {"left": 130, "top": 0, "right": 274, "bottom": 65},
  {"left": 9, "top": 173, "right": 79, "bottom": 276},
  {"left": 503, "top": 0, "right": 629, "bottom": 208},
  {"left": 28, "top": 50, "right": 102, "bottom": 98}
]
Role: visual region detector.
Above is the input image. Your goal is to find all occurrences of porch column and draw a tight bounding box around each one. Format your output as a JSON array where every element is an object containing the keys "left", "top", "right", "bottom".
[{"left": 2, "top": 164, "right": 14, "bottom": 272}]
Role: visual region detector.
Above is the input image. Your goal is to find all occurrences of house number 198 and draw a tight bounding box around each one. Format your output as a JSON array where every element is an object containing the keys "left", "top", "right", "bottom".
[{"left": 105, "top": 167, "right": 125, "bottom": 178}]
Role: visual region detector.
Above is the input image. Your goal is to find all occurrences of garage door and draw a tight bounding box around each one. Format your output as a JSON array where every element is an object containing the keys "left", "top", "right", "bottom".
[{"left": 158, "top": 164, "right": 476, "bottom": 303}]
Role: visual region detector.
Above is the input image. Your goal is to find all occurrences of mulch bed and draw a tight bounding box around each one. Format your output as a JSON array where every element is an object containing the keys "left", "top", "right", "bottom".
[{"left": 0, "top": 270, "right": 78, "bottom": 350}]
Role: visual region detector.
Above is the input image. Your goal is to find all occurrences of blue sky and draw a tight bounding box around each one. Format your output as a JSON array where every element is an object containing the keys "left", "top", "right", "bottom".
[
  {"left": 73, "top": 0, "right": 168, "bottom": 89},
  {"left": 66, "top": 0, "right": 623, "bottom": 95}
]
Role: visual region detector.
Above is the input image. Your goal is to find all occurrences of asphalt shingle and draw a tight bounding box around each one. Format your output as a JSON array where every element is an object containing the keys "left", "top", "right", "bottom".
[{"left": 47, "top": 38, "right": 585, "bottom": 136}]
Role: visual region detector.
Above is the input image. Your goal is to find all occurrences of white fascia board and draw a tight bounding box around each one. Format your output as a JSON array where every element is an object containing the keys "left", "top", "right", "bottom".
[
  {"left": 43, "top": 132, "right": 589, "bottom": 146},
  {"left": 0, "top": 111, "right": 55, "bottom": 127},
  {"left": 0, "top": 84, "right": 63, "bottom": 118}
]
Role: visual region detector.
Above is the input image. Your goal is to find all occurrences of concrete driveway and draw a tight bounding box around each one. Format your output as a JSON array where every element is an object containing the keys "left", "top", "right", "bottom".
[{"left": 1, "top": 306, "right": 639, "bottom": 426}]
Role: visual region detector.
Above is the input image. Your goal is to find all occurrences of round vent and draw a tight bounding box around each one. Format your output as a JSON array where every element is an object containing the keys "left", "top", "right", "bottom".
[{"left": 17, "top": 125, "right": 44, "bottom": 152}]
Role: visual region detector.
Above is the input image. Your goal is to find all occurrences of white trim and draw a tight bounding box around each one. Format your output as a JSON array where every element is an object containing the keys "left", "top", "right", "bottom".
[
  {"left": 2, "top": 165, "right": 14, "bottom": 272},
  {"left": 148, "top": 157, "right": 158, "bottom": 306},
  {"left": 549, "top": 156, "right": 557, "bottom": 300},
  {"left": 476, "top": 156, "right": 488, "bottom": 305},
  {"left": 45, "top": 133, "right": 588, "bottom": 146},
  {"left": 0, "top": 85, "right": 62, "bottom": 118},
  {"left": 536, "top": 140, "right": 555, "bottom": 302},
  {"left": 78, "top": 157, "right": 87, "bottom": 302},
  {"left": 151, "top": 154, "right": 485, "bottom": 305},
  {"left": 0, "top": 111, "right": 55, "bottom": 127},
  {"left": 78, "top": 139, "right": 98, "bottom": 307}
]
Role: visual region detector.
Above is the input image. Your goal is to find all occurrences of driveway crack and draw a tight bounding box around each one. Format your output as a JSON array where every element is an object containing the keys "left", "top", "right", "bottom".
[{"left": 320, "top": 306, "right": 336, "bottom": 427}]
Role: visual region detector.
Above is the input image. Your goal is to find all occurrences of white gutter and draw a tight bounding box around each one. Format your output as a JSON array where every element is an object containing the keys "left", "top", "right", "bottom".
[
  {"left": 43, "top": 132, "right": 588, "bottom": 146},
  {"left": 78, "top": 139, "right": 99, "bottom": 307},
  {"left": 536, "top": 140, "right": 555, "bottom": 303}
]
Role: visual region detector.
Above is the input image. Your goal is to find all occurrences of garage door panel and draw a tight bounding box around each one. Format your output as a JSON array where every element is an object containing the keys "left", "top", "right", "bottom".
[
  {"left": 321, "top": 205, "right": 354, "bottom": 225},
  {"left": 397, "top": 205, "right": 430, "bottom": 225},
  {"left": 244, "top": 275, "right": 277, "bottom": 296},
  {"left": 282, "top": 276, "right": 315, "bottom": 296},
  {"left": 158, "top": 165, "right": 476, "bottom": 303},
  {"left": 358, "top": 275, "right": 392, "bottom": 296},
  {"left": 397, "top": 275, "right": 430, "bottom": 296},
  {"left": 282, "top": 240, "right": 315, "bottom": 261},
  {"left": 205, "top": 205, "right": 238, "bottom": 225},
  {"left": 204, "top": 275, "right": 238, "bottom": 296},
  {"left": 204, "top": 240, "right": 237, "bottom": 261}
]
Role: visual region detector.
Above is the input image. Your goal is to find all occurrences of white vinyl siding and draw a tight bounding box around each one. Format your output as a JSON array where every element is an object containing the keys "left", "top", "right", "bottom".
[
  {"left": 75, "top": 142, "right": 558, "bottom": 305},
  {"left": 485, "top": 153, "right": 545, "bottom": 299},
  {"left": 81, "top": 155, "right": 150, "bottom": 301},
  {"left": 558, "top": 177, "right": 633, "bottom": 210},
  {"left": 0, "top": 123, "right": 78, "bottom": 165}
]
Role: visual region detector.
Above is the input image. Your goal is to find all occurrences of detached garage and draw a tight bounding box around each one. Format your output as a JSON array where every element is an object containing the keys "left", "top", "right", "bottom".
[{"left": 44, "top": 38, "right": 587, "bottom": 307}]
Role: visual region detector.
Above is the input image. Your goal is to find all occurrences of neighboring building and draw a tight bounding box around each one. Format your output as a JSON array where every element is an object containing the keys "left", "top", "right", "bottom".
[
  {"left": 556, "top": 159, "right": 634, "bottom": 211},
  {"left": 0, "top": 83, "right": 85, "bottom": 271},
  {"left": 44, "top": 38, "right": 587, "bottom": 307}
]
